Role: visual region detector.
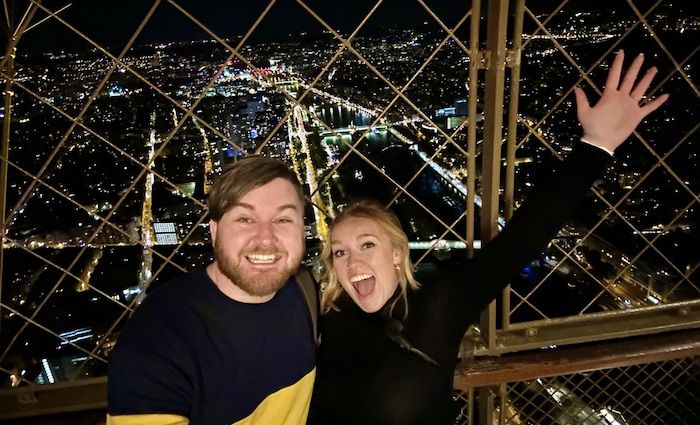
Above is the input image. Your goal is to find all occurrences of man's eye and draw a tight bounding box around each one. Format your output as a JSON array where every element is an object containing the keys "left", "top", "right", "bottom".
[
  {"left": 276, "top": 218, "right": 292, "bottom": 224},
  {"left": 237, "top": 217, "right": 253, "bottom": 223}
]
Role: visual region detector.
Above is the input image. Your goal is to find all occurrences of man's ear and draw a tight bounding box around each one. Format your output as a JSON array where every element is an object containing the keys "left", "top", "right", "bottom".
[{"left": 209, "top": 220, "right": 217, "bottom": 246}]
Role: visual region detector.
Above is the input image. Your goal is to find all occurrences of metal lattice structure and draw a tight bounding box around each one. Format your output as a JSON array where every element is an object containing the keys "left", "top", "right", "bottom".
[
  {"left": 453, "top": 331, "right": 700, "bottom": 424},
  {"left": 506, "top": 358, "right": 700, "bottom": 425},
  {"left": 453, "top": 355, "right": 700, "bottom": 425},
  {"left": 0, "top": 0, "right": 698, "bottom": 422}
]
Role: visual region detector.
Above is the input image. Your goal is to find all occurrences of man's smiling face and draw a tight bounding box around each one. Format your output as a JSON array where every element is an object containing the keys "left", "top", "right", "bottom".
[{"left": 210, "top": 178, "right": 305, "bottom": 301}]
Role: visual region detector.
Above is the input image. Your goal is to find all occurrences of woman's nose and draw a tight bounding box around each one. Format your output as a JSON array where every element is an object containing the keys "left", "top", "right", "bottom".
[{"left": 346, "top": 250, "right": 363, "bottom": 266}]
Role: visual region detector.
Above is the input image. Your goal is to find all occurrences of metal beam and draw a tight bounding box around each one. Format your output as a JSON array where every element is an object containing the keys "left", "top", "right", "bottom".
[
  {"left": 455, "top": 328, "right": 700, "bottom": 388},
  {"left": 479, "top": 0, "right": 510, "bottom": 356},
  {"left": 0, "top": 377, "right": 106, "bottom": 420},
  {"left": 1, "top": 1, "right": 41, "bottom": 337},
  {"left": 479, "top": 1, "right": 511, "bottom": 423},
  {"left": 481, "top": 300, "right": 700, "bottom": 356}
]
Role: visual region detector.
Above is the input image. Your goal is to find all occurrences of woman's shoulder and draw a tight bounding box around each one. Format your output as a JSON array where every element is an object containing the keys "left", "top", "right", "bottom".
[{"left": 413, "top": 261, "right": 473, "bottom": 287}]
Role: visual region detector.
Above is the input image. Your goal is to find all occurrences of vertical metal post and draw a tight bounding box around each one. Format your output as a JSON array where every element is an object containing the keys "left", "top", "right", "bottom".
[
  {"left": 498, "top": 383, "right": 506, "bottom": 425},
  {"left": 465, "top": 4, "right": 484, "bottom": 425},
  {"left": 467, "top": 387, "right": 474, "bottom": 424},
  {"left": 504, "top": 0, "right": 524, "bottom": 222},
  {"left": 0, "top": 48, "right": 13, "bottom": 333},
  {"left": 0, "top": 0, "right": 40, "bottom": 337},
  {"left": 501, "top": 0, "right": 525, "bottom": 332},
  {"left": 466, "top": 0, "right": 482, "bottom": 260},
  {"left": 480, "top": 0, "right": 509, "bottom": 354},
  {"left": 479, "top": 1, "right": 510, "bottom": 423}
]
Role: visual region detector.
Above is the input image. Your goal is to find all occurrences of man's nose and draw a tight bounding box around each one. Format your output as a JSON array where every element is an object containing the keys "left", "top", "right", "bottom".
[{"left": 255, "top": 222, "right": 277, "bottom": 245}]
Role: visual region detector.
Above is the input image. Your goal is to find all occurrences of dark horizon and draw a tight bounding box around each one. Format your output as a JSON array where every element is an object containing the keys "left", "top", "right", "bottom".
[
  {"left": 4, "top": 0, "right": 696, "bottom": 55},
  {"left": 5, "top": 0, "right": 472, "bottom": 53}
]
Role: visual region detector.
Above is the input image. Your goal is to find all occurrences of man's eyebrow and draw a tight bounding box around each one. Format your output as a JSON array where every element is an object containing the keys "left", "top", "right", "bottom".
[
  {"left": 233, "top": 202, "right": 299, "bottom": 212},
  {"left": 277, "top": 203, "right": 299, "bottom": 212}
]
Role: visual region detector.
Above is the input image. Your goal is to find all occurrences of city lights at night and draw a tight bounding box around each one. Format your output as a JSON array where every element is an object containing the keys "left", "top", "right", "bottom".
[{"left": 0, "top": 0, "right": 698, "bottom": 423}]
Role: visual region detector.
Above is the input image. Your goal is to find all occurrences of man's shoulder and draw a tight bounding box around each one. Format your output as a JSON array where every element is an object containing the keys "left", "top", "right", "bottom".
[
  {"left": 143, "top": 268, "right": 210, "bottom": 305},
  {"left": 118, "top": 269, "right": 210, "bottom": 333}
]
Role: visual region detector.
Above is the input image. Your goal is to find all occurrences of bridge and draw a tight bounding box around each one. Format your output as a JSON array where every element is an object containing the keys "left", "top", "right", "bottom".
[
  {"left": 408, "top": 240, "right": 482, "bottom": 250},
  {"left": 318, "top": 123, "right": 388, "bottom": 136}
]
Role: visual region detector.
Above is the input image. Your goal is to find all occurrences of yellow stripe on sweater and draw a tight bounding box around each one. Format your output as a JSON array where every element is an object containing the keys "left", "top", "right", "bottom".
[
  {"left": 106, "top": 413, "right": 189, "bottom": 425},
  {"left": 233, "top": 368, "right": 315, "bottom": 425}
]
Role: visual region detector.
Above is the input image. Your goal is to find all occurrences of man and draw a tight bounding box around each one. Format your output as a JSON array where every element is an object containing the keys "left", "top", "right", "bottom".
[{"left": 107, "top": 156, "right": 316, "bottom": 425}]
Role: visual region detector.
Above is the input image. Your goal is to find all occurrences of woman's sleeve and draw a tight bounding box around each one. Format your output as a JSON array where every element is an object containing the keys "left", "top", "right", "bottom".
[{"left": 443, "top": 141, "right": 613, "bottom": 334}]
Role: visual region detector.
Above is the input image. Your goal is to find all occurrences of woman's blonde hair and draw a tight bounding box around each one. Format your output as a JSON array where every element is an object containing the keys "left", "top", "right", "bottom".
[{"left": 320, "top": 199, "right": 420, "bottom": 318}]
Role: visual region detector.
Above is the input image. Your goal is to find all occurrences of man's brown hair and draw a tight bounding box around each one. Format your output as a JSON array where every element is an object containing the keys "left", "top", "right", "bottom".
[{"left": 208, "top": 155, "right": 305, "bottom": 221}]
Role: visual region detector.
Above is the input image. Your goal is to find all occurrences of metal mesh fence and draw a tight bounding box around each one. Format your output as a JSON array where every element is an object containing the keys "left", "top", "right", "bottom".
[
  {"left": 452, "top": 355, "right": 700, "bottom": 425},
  {"left": 0, "top": 0, "right": 697, "bottom": 409},
  {"left": 505, "top": 0, "right": 700, "bottom": 332}
]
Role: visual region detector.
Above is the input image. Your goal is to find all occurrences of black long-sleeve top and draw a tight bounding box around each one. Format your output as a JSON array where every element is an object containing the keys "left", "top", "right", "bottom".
[{"left": 310, "top": 142, "right": 612, "bottom": 424}]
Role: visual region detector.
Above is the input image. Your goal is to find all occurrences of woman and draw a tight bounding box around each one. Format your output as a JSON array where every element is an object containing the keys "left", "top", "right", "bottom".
[{"left": 309, "top": 52, "right": 668, "bottom": 424}]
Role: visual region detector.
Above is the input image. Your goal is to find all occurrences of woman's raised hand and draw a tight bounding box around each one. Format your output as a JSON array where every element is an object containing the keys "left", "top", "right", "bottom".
[{"left": 574, "top": 50, "right": 669, "bottom": 153}]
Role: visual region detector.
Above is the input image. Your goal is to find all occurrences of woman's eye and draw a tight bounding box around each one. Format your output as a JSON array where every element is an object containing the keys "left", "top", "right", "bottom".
[
  {"left": 361, "top": 241, "right": 375, "bottom": 249},
  {"left": 333, "top": 250, "right": 346, "bottom": 257}
]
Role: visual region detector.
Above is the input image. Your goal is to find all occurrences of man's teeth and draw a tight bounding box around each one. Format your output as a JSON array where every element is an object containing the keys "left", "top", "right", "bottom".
[
  {"left": 247, "top": 254, "right": 277, "bottom": 263},
  {"left": 350, "top": 274, "right": 373, "bottom": 283}
]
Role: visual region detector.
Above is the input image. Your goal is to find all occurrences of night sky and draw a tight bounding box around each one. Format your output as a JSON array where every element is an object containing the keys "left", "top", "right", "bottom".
[
  {"left": 3, "top": 0, "right": 657, "bottom": 53},
  {"left": 4, "top": 0, "right": 486, "bottom": 53}
]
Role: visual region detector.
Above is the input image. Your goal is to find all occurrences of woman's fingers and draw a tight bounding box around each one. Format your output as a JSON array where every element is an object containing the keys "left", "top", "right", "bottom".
[
  {"left": 641, "top": 93, "right": 670, "bottom": 116},
  {"left": 630, "top": 66, "right": 658, "bottom": 102},
  {"left": 619, "top": 53, "right": 645, "bottom": 94},
  {"left": 604, "top": 50, "right": 625, "bottom": 94}
]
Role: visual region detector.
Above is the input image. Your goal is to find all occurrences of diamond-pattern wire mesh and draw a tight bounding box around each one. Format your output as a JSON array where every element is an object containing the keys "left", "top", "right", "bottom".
[
  {"left": 0, "top": 0, "right": 482, "bottom": 386},
  {"left": 501, "top": 0, "right": 699, "bottom": 328},
  {"left": 0, "top": 0, "right": 696, "bottom": 404},
  {"left": 459, "top": 356, "right": 700, "bottom": 425}
]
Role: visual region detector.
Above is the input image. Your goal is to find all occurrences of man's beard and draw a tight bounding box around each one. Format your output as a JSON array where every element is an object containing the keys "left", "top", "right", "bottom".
[{"left": 214, "top": 244, "right": 301, "bottom": 297}]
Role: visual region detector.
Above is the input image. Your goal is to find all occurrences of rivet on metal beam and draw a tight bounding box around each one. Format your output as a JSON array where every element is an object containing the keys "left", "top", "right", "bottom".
[
  {"left": 525, "top": 328, "right": 539, "bottom": 338},
  {"left": 476, "top": 51, "right": 489, "bottom": 69},
  {"left": 505, "top": 49, "right": 521, "bottom": 67}
]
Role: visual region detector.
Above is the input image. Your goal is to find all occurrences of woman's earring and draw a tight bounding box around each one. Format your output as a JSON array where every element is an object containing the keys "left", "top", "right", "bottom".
[{"left": 394, "top": 264, "right": 400, "bottom": 271}]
